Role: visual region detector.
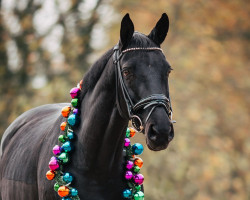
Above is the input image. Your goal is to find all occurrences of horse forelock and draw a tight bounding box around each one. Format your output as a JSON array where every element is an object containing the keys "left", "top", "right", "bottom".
[{"left": 128, "top": 32, "right": 159, "bottom": 48}]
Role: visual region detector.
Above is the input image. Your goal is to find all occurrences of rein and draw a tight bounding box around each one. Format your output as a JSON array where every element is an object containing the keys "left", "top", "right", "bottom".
[{"left": 113, "top": 45, "right": 175, "bottom": 132}]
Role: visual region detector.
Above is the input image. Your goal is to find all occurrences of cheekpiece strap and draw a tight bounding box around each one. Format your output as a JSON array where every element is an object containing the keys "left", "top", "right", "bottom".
[{"left": 113, "top": 45, "right": 173, "bottom": 131}]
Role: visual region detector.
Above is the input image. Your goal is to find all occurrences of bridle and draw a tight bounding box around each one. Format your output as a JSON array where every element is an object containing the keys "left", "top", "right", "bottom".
[{"left": 113, "top": 45, "right": 176, "bottom": 132}]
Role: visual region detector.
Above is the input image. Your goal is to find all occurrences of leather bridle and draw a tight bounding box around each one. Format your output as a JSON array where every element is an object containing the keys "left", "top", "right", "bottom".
[{"left": 113, "top": 45, "right": 175, "bottom": 132}]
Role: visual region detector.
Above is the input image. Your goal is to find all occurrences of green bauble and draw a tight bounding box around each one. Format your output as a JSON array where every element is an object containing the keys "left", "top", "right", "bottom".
[
  {"left": 71, "top": 98, "right": 78, "bottom": 107},
  {"left": 135, "top": 185, "right": 141, "bottom": 192},
  {"left": 133, "top": 166, "right": 141, "bottom": 173},
  {"left": 58, "top": 152, "right": 69, "bottom": 163},
  {"left": 134, "top": 191, "right": 144, "bottom": 200},
  {"left": 54, "top": 183, "right": 60, "bottom": 192},
  {"left": 58, "top": 135, "right": 66, "bottom": 143},
  {"left": 126, "top": 128, "right": 131, "bottom": 138}
]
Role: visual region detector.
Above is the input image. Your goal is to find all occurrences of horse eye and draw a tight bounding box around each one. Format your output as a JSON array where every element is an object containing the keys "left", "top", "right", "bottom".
[{"left": 123, "top": 70, "right": 130, "bottom": 77}]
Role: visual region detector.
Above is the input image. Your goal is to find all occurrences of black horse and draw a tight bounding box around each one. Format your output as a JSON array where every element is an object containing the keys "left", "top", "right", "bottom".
[{"left": 0, "top": 13, "right": 174, "bottom": 200}]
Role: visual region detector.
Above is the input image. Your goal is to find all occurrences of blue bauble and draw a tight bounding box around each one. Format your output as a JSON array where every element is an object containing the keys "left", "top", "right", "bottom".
[
  {"left": 62, "top": 141, "right": 72, "bottom": 152},
  {"left": 71, "top": 188, "right": 78, "bottom": 196},
  {"left": 68, "top": 114, "right": 79, "bottom": 126},
  {"left": 67, "top": 131, "right": 74, "bottom": 140},
  {"left": 123, "top": 189, "right": 132, "bottom": 198},
  {"left": 63, "top": 172, "right": 73, "bottom": 183},
  {"left": 62, "top": 198, "right": 71, "bottom": 200},
  {"left": 132, "top": 143, "right": 144, "bottom": 155}
]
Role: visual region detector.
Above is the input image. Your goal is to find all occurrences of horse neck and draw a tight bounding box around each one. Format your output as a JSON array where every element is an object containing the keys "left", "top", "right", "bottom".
[{"left": 75, "top": 57, "right": 128, "bottom": 178}]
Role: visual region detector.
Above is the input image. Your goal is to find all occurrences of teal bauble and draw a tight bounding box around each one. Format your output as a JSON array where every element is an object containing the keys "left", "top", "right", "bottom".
[
  {"left": 67, "top": 131, "right": 74, "bottom": 140},
  {"left": 123, "top": 189, "right": 132, "bottom": 198},
  {"left": 58, "top": 152, "right": 69, "bottom": 164},
  {"left": 71, "top": 188, "right": 78, "bottom": 196},
  {"left": 134, "top": 191, "right": 144, "bottom": 200},
  {"left": 62, "top": 198, "right": 71, "bottom": 200},
  {"left": 63, "top": 172, "right": 73, "bottom": 183},
  {"left": 68, "top": 114, "right": 79, "bottom": 126},
  {"left": 62, "top": 141, "right": 72, "bottom": 152},
  {"left": 132, "top": 143, "right": 144, "bottom": 155}
]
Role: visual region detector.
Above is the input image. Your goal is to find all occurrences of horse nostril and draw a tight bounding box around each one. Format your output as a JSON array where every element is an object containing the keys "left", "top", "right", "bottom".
[
  {"left": 149, "top": 125, "right": 171, "bottom": 143},
  {"left": 149, "top": 125, "right": 158, "bottom": 141},
  {"left": 148, "top": 123, "right": 174, "bottom": 144}
]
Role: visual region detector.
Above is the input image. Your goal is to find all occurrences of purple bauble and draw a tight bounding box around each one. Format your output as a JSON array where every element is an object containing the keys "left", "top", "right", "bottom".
[
  {"left": 50, "top": 156, "right": 57, "bottom": 160},
  {"left": 52, "top": 145, "right": 61, "bottom": 155},
  {"left": 125, "top": 171, "right": 133, "bottom": 180},
  {"left": 133, "top": 174, "right": 144, "bottom": 185},
  {"left": 126, "top": 161, "right": 134, "bottom": 170},
  {"left": 124, "top": 138, "right": 130, "bottom": 147},
  {"left": 70, "top": 87, "right": 80, "bottom": 99},
  {"left": 49, "top": 159, "right": 60, "bottom": 171},
  {"left": 73, "top": 108, "right": 79, "bottom": 115}
]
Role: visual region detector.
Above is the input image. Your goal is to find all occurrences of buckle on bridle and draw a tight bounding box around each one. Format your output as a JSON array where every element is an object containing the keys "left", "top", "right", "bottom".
[{"left": 131, "top": 115, "right": 144, "bottom": 132}]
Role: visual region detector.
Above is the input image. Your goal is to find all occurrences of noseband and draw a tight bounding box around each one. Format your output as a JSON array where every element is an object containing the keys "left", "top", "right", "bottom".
[{"left": 113, "top": 45, "right": 175, "bottom": 132}]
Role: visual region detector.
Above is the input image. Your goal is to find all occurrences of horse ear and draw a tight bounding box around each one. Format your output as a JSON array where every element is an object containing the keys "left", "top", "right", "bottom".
[
  {"left": 120, "top": 13, "right": 134, "bottom": 50},
  {"left": 148, "top": 13, "right": 169, "bottom": 46}
]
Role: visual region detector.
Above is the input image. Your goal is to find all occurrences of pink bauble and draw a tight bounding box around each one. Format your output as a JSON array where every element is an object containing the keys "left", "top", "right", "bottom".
[
  {"left": 125, "top": 171, "right": 133, "bottom": 180},
  {"left": 124, "top": 138, "right": 130, "bottom": 147},
  {"left": 133, "top": 174, "right": 144, "bottom": 185},
  {"left": 70, "top": 87, "right": 80, "bottom": 99},
  {"left": 53, "top": 145, "right": 61, "bottom": 155},
  {"left": 126, "top": 161, "right": 134, "bottom": 170},
  {"left": 49, "top": 159, "right": 60, "bottom": 171}
]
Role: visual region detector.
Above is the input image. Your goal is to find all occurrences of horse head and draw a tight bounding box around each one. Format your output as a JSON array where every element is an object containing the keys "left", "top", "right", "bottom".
[{"left": 114, "top": 13, "right": 174, "bottom": 151}]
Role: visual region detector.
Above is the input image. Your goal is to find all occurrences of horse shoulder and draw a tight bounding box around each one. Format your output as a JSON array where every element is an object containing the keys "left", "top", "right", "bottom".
[{"left": 0, "top": 103, "right": 68, "bottom": 158}]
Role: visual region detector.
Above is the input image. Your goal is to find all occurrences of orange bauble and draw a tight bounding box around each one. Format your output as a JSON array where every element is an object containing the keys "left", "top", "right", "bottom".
[
  {"left": 79, "top": 80, "right": 83, "bottom": 89},
  {"left": 46, "top": 170, "right": 55, "bottom": 180},
  {"left": 58, "top": 186, "right": 70, "bottom": 197},
  {"left": 60, "top": 122, "right": 67, "bottom": 131},
  {"left": 129, "top": 128, "right": 136, "bottom": 137},
  {"left": 134, "top": 157, "right": 143, "bottom": 168},
  {"left": 61, "top": 106, "right": 71, "bottom": 118}
]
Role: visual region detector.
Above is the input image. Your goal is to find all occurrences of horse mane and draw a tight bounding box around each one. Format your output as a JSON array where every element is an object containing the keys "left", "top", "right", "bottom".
[
  {"left": 79, "top": 32, "right": 157, "bottom": 101},
  {"left": 79, "top": 48, "right": 114, "bottom": 100}
]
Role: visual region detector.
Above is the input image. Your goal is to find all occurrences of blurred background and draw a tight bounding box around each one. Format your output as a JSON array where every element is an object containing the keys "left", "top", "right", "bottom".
[{"left": 0, "top": 0, "right": 249, "bottom": 199}]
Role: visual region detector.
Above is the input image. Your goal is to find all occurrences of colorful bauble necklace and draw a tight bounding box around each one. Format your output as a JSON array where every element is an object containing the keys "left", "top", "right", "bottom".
[
  {"left": 46, "top": 81, "right": 145, "bottom": 200},
  {"left": 122, "top": 129, "right": 145, "bottom": 200}
]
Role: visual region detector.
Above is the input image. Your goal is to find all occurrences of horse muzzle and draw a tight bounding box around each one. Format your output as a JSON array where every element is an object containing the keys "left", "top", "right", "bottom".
[{"left": 144, "top": 111, "right": 174, "bottom": 151}]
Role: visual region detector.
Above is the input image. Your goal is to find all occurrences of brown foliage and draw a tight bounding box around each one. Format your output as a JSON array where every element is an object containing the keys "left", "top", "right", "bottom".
[
  {"left": 110, "top": 0, "right": 249, "bottom": 199},
  {"left": 0, "top": 0, "right": 249, "bottom": 199}
]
